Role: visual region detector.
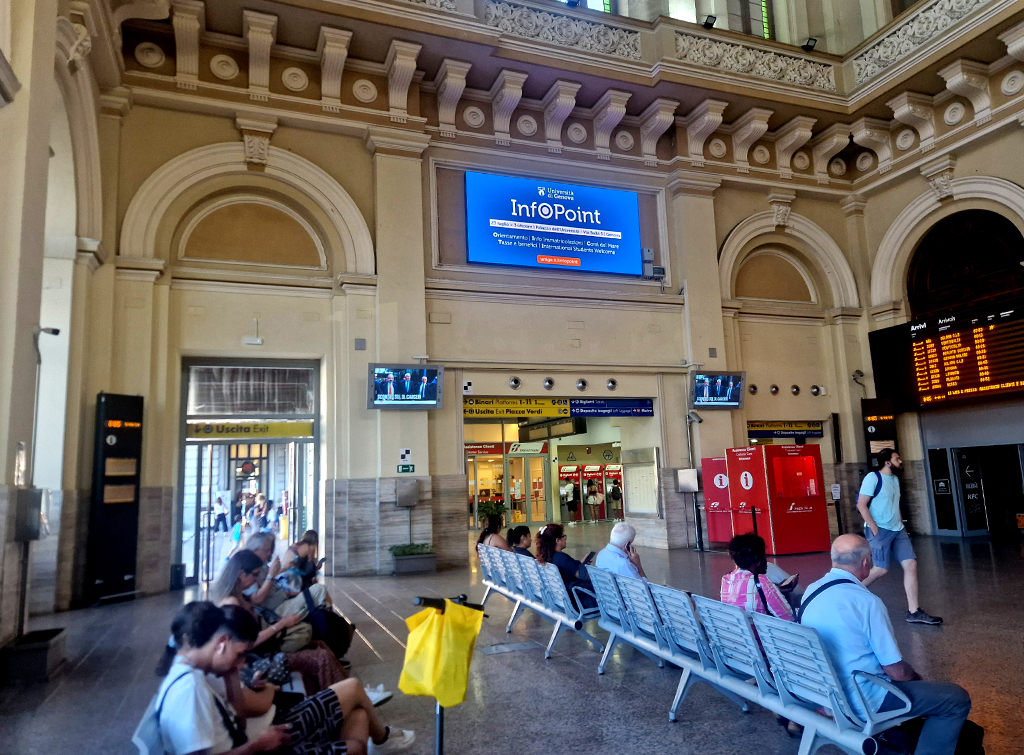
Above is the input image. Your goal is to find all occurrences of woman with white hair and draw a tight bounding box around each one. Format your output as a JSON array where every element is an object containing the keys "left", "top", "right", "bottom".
[{"left": 594, "top": 522, "right": 646, "bottom": 578}]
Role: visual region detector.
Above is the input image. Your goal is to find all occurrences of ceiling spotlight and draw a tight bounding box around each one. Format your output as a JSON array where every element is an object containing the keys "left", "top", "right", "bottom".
[
  {"left": 770, "top": 384, "right": 779, "bottom": 395},
  {"left": 801, "top": 38, "right": 817, "bottom": 51},
  {"left": 576, "top": 378, "right": 589, "bottom": 392},
  {"left": 748, "top": 384, "right": 758, "bottom": 395},
  {"left": 509, "top": 376, "right": 521, "bottom": 390},
  {"left": 791, "top": 385, "right": 800, "bottom": 395},
  {"left": 543, "top": 377, "right": 555, "bottom": 391},
  {"left": 606, "top": 378, "right": 618, "bottom": 391},
  {"left": 702, "top": 15, "right": 716, "bottom": 28}
]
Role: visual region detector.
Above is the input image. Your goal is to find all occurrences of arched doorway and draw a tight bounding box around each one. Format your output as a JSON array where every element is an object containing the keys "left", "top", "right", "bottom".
[{"left": 906, "top": 209, "right": 1024, "bottom": 320}]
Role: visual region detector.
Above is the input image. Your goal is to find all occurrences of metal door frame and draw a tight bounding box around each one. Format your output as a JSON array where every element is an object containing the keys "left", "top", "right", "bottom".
[{"left": 923, "top": 446, "right": 964, "bottom": 536}]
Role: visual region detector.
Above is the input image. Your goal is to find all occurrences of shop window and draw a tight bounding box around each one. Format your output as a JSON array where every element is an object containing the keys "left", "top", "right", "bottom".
[{"left": 906, "top": 210, "right": 1024, "bottom": 320}]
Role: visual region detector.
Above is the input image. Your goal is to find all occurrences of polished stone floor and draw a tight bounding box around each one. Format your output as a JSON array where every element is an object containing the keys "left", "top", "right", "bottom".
[{"left": 1, "top": 522, "right": 1020, "bottom": 754}]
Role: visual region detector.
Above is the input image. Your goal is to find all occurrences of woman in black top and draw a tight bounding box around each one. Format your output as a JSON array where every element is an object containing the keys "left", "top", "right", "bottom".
[
  {"left": 506, "top": 526, "right": 534, "bottom": 557},
  {"left": 535, "top": 524, "right": 595, "bottom": 609}
]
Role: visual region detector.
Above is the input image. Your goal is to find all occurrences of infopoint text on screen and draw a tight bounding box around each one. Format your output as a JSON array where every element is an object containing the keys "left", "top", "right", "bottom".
[{"left": 464, "top": 171, "right": 643, "bottom": 276}]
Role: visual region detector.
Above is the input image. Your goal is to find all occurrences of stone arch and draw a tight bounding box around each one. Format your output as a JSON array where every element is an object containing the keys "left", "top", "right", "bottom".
[
  {"left": 734, "top": 248, "right": 818, "bottom": 303},
  {"left": 54, "top": 16, "right": 102, "bottom": 247},
  {"left": 871, "top": 176, "right": 1024, "bottom": 309},
  {"left": 120, "top": 142, "right": 374, "bottom": 275},
  {"left": 719, "top": 211, "right": 859, "bottom": 309}
]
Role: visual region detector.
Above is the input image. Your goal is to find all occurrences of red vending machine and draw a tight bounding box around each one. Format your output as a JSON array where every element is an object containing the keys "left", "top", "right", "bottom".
[
  {"left": 582, "top": 465, "right": 606, "bottom": 520},
  {"left": 701, "top": 457, "right": 734, "bottom": 544},
  {"left": 559, "top": 465, "right": 583, "bottom": 521},
  {"left": 604, "top": 464, "right": 623, "bottom": 519},
  {"left": 725, "top": 444, "right": 830, "bottom": 555}
]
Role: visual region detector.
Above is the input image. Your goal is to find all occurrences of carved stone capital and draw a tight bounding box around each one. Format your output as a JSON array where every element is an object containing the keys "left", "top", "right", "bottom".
[
  {"left": 365, "top": 127, "right": 431, "bottom": 157},
  {"left": 773, "top": 116, "right": 816, "bottom": 179},
  {"left": 243, "top": 10, "right": 277, "bottom": 102},
  {"left": 811, "top": 123, "right": 851, "bottom": 184},
  {"left": 318, "top": 27, "right": 352, "bottom": 113},
  {"left": 938, "top": 59, "right": 991, "bottom": 125},
  {"left": 541, "top": 80, "right": 581, "bottom": 153},
  {"left": 840, "top": 194, "right": 867, "bottom": 217},
  {"left": 171, "top": 1, "right": 204, "bottom": 90},
  {"left": 850, "top": 116, "right": 892, "bottom": 173},
  {"left": 684, "top": 99, "right": 728, "bottom": 167},
  {"left": 920, "top": 154, "right": 956, "bottom": 201},
  {"left": 730, "top": 108, "right": 773, "bottom": 173},
  {"left": 592, "top": 89, "right": 630, "bottom": 159},
  {"left": 434, "top": 59, "right": 472, "bottom": 138},
  {"left": 385, "top": 40, "right": 422, "bottom": 124},
  {"left": 887, "top": 91, "right": 935, "bottom": 151},
  {"left": 236, "top": 115, "right": 278, "bottom": 165},
  {"left": 489, "top": 70, "right": 528, "bottom": 146},
  {"left": 767, "top": 189, "right": 795, "bottom": 228}
]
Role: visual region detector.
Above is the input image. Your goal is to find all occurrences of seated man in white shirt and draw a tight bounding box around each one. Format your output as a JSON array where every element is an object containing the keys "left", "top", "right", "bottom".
[
  {"left": 801, "top": 535, "right": 970, "bottom": 755},
  {"left": 594, "top": 522, "right": 646, "bottom": 579}
]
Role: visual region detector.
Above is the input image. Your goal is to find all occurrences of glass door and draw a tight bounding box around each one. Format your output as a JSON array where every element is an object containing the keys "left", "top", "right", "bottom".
[
  {"left": 528, "top": 456, "right": 548, "bottom": 522},
  {"left": 468, "top": 454, "right": 505, "bottom": 528},
  {"left": 507, "top": 456, "right": 526, "bottom": 523},
  {"left": 181, "top": 443, "right": 229, "bottom": 586}
]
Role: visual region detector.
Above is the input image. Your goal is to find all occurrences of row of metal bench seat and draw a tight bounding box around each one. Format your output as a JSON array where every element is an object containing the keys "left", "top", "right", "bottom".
[{"left": 477, "top": 544, "right": 914, "bottom": 755}]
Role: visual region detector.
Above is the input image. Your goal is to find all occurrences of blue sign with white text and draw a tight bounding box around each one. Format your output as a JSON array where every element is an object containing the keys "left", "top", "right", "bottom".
[
  {"left": 465, "top": 171, "right": 643, "bottom": 275},
  {"left": 568, "top": 399, "right": 654, "bottom": 417}
]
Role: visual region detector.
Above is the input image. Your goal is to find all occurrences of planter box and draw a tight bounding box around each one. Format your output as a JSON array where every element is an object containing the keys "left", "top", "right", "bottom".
[
  {"left": 2, "top": 628, "right": 66, "bottom": 683},
  {"left": 392, "top": 553, "right": 437, "bottom": 575}
]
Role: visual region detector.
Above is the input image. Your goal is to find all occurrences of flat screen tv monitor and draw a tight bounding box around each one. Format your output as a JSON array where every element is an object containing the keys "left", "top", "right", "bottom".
[
  {"left": 693, "top": 371, "right": 745, "bottom": 409},
  {"left": 464, "top": 171, "right": 643, "bottom": 276},
  {"left": 367, "top": 364, "right": 444, "bottom": 410}
]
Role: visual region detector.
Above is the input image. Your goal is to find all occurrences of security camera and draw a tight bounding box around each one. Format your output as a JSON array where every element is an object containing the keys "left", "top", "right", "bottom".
[
  {"left": 543, "top": 378, "right": 555, "bottom": 391},
  {"left": 852, "top": 370, "right": 864, "bottom": 380},
  {"left": 576, "top": 378, "right": 589, "bottom": 392},
  {"left": 687, "top": 410, "right": 703, "bottom": 424},
  {"left": 810, "top": 385, "right": 820, "bottom": 396},
  {"left": 606, "top": 378, "right": 618, "bottom": 391},
  {"left": 509, "top": 376, "right": 521, "bottom": 390}
]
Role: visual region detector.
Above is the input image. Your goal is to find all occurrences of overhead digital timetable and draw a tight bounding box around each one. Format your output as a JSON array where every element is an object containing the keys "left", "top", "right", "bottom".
[{"left": 910, "top": 305, "right": 1024, "bottom": 405}]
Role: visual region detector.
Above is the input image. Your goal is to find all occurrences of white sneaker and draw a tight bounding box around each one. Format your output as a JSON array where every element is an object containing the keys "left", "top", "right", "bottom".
[
  {"left": 364, "top": 683, "right": 393, "bottom": 707},
  {"left": 368, "top": 727, "right": 415, "bottom": 754}
]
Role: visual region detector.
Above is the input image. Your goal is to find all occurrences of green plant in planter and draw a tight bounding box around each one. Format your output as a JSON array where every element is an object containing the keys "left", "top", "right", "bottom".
[
  {"left": 388, "top": 543, "right": 436, "bottom": 557},
  {"left": 476, "top": 500, "right": 507, "bottom": 525}
]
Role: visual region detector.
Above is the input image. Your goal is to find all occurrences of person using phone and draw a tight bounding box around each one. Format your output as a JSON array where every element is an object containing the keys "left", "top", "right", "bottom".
[
  {"left": 594, "top": 522, "right": 646, "bottom": 579},
  {"left": 535, "top": 524, "right": 596, "bottom": 609},
  {"left": 720, "top": 534, "right": 794, "bottom": 621}
]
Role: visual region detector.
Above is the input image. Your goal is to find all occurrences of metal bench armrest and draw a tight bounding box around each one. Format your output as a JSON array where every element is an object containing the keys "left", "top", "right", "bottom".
[{"left": 851, "top": 671, "right": 913, "bottom": 730}]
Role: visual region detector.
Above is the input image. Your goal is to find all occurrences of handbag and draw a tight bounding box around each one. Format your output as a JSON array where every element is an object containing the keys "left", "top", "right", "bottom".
[
  {"left": 303, "top": 590, "right": 354, "bottom": 660},
  {"left": 240, "top": 652, "right": 290, "bottom": 688}
]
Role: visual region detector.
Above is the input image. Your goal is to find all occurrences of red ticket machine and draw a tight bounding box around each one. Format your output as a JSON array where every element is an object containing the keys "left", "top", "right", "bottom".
[
  {"left": 701, "top": 457, "right": 733, "bottom": 544},
  {"left": 604, "top": 464, "right": 623, "bottom": 519},
  {"left": 582, "top": 465, "right": 606, "bottom": 519},
  {"left": 559, "top": 465, "right": 583, "bottom": 521},
  {"left": 725, "top": 444, "right": 830, "bottom": 554}
]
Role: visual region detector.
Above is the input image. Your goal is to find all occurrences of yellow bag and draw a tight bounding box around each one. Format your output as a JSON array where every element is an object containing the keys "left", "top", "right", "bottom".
[{"left": 398, "top": 599, "right": 484, "bottom": 708}]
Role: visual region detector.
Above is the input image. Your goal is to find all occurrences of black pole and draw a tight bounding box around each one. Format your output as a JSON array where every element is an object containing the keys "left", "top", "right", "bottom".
[
  {"left": 692, "top": 493, "right": 704, "bottom": 551},
  {"left": 434, "top": 702, "right": 444, "bottom": 755}
]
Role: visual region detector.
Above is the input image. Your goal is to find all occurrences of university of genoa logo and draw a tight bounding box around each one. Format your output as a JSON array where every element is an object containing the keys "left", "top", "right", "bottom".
[{"left": 537, "top": 186, "right": 545, "bottom": 196}]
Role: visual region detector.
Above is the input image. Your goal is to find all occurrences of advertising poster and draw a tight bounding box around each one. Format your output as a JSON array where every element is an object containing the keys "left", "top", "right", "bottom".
[{"left": 465, "top": 171, "right": 643, "bottom": 275}]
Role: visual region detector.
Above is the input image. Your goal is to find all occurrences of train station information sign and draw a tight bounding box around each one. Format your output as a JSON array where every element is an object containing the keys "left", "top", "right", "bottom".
[
  {"left": 186, "top": 420, "right": 315, "bottom": 439},
  {"left": 464, "top": 171, "right": 643, "bottom": 276},
  {"left": 463, "top": 397, "right": 653, "bottom": 418}
]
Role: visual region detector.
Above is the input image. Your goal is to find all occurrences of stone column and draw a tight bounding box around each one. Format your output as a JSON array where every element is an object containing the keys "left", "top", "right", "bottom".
[{"left": 0, "top": 0, "right": 58, "bottom": 643}]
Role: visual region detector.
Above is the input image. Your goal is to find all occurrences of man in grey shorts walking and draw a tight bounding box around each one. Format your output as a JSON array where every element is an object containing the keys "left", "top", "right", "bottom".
[{"left": 856, "top": 448, "right": 943, "bottom": 625}]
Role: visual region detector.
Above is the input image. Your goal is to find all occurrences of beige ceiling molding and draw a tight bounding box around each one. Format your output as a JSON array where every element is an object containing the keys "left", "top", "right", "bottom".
[
  {"left": 386, "top": 40, "right": 421, "bottom": 123},
  {"left": 434, "top": 59, "right": 472, "bottom": 138},
  {"left": 489, "top": 69, "right": 528, "bottom": 146},
  {"left": 639, "top": 98, "right": 679, "bottom": 167},
  {"left": 54, "top": 16, "right": 103, "bottom": 253},
  {"left": 674, "top": 32, "right": 835, "bottom": 93},
  {"left": 592, "top": 90, "right": 630, "bottom": 160},
  {"left": 731, "top": 108, "right": 773, "bottom": 174},
  {"left": 938, "top": 59, "right": 991, "bottom": 124},
  {"left": 400, "top": 0, "right": 457, "bottom": 12},
  {"left": 683, "top": 99, "right": 728, "bottom": 168},
  {"left": 718, "top": 210, "right": 859, "bottom": 310},
  {"left": 177, "top": 194, "right": 327, "bottom": 270},
  {"left": 119, "top": 142, "right": 374, "bottom": 274},
  {"left": 870, "top": 175, "right": 1024, "bottom": 308},
  {"left": 483, "top": 0, "right": 641, "bottom": 61},
  {"left": 541, "top": 80, "right": 581, "bottom": 153}
]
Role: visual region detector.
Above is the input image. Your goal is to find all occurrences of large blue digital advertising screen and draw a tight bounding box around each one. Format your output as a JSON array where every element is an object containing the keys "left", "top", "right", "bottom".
[{"left": 464, "top": 171, "right": 643, "bottom": 276}]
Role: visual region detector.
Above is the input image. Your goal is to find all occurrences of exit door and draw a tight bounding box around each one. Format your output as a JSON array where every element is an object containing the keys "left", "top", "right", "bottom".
[{"left": 952, "top": 449, "right": 990, "bottom": 536}]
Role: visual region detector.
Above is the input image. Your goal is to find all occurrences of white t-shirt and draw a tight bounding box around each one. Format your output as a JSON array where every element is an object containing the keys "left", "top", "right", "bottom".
[{"left": 158, "top": 657, "right": 236, "bottom": 755}]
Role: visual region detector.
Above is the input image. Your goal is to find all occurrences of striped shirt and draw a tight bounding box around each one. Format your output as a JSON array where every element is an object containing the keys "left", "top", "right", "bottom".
[{"left": 720, "top": 568, "right": 795, "bottom": 621}]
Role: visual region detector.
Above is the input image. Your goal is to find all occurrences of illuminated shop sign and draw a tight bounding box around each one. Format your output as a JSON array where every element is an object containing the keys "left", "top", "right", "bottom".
[{"left": 464, "top": 171, "right": 643, "bottom": 275}]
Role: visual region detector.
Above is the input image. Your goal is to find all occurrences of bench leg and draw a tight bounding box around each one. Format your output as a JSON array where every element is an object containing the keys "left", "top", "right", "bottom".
[
  {"left": 796, "top": 725, "right": 828, "bottom": 755},
  {"left": 506, "top": 600, "right": 523, "bottom": 633},
  {"left": 545, "top": 622, "right": 565, "bottom": 659},
  {"left": 481, "top": 586, "right": 493, "bottom": 608},
  {"left": 575, "top": 628, "right": 605, "bottom": 653},
  {"left": 598, "top": 634, "right": 618, "bottom": 674},
  {"left": 709, "top": 682, "right": 750, "bottom": 714}
]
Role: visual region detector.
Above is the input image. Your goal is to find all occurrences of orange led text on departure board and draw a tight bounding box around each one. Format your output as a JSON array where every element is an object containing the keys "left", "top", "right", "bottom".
[{"left": 911, "top": 310, "right": 1024, "bottom": 405}]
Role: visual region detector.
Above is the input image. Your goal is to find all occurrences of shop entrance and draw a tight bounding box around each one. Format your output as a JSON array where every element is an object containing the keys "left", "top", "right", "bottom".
[
  {"left": 465, "top": 441, "right": 551, "bottom": 528},
  {"left": 178, "top": 360, "right": 319, "bottom": 586},
  {"left": 926, "top": 444, "right": 1023, "bottom": 541}
]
